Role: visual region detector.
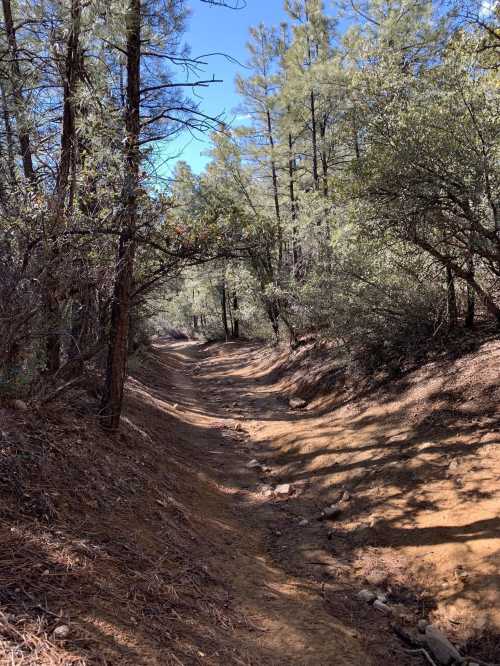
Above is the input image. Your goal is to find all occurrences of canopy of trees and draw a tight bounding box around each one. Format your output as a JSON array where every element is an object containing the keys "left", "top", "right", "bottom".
[{"left": 0, "top": 0, "right": 498, "bottom": 430}]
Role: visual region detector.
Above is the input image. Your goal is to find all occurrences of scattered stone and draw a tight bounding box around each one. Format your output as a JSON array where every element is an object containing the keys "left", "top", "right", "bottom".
[
  {"left": 417, "top": 619, "right": 429, "bottom": 633},
  {"left": 298, "top": 518, "right": 309, "bottom": 527},
  {"left": 368, "top": 516, "right": 377, "bottom": 528},
  {"left": 53, "top": 625, "right": 70, "bottom": 639},
  {"left": 319, "top": 504, "right": 342, "bottom": 521},
  {"left": 275, "top": 483, "right": 292, "bottom": 497},
  {"left": 424, "top": 625, "right": 463, "bottom": 665},
  {"left": 262, "top": 489, "right": 274, "bottom": 498},
  {"left": 12, "top": 399, "right": 27, "bottom": 411},
  {"left": 373, "top": 599, "right": 392, "bottom": 614},
  {"left": 289, "top": 398, "right": 307, "bottom": 409},
  {"left": 357, "top": 589, "right": 376, "bottom": 603},
  {"left": 247, "top": 459, "right": 261, "bottom": 469},
  {"left": 448, "top": 459, "right": 459, "bottom": 471},
  {"left": 365, "top": 570, "right": 387, "bottom": 587},
  {"left": 341, "top": 490, "right": 350, "bottom": 502}
]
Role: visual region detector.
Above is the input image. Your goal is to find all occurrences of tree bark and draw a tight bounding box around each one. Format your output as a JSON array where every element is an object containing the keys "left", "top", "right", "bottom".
[
  {"left": 232, "top": 290, "right": 240, "bottom": 339},
  {"left": 220, "top": 280, "right": 229, "bottom": 341},
  {"left": 446, "top": 266, "right": 458, "bottom": 330},
  {"left": 465, "top": 252, "right": 475, "bottom": 329},
  {"left": 0, "top": 82, "right": 17, "bottom": 186},
  {"left": 101, "top": 0, "right": 141, "bottom": 431}
]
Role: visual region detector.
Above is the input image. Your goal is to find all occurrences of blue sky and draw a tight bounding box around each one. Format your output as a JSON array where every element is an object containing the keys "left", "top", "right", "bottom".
[{"left": 160, "top": 0, "right": 289, "bottom": 177}]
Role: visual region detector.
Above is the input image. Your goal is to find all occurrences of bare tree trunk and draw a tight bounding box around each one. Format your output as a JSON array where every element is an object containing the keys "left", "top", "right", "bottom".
[{"left": 101, "top": 0, "right": 141, "bottom": 431}]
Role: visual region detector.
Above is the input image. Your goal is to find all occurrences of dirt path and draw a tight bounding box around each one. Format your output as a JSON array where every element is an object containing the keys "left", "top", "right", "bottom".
[{"left": 145, "top": 340, "right": 412, "bottom": 665}]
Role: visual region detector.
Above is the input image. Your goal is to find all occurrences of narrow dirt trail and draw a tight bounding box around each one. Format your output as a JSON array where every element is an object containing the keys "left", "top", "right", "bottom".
[{"left": 144, "top": 340, "right": 410, "bottom": 666}]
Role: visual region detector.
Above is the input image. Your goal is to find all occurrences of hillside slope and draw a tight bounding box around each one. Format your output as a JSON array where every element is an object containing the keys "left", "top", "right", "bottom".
[{"left": 0, "top": 337, "right": 498, "bottom": 664}]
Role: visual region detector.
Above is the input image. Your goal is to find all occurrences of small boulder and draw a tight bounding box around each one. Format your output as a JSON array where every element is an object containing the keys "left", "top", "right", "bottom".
[
  {"left": 12, "top": 399, "right": 28, "bottom": 411},
  {"left": 373, "top": 599, "right": 392, "bottom": 614},
  {"left": 275, "top": 483, "right": 292, "bottom": 497},
  {"left": 53, "top": 625, "right": 70, "bottom": 639},
  {"left": 289, "top": 398, "right": 307, "bottom": 409},
  {"left": 247, "top": 459, "right": 261, "bottom": 469},
  {"left": 418, "top": 619, "right": 429, "bottom": 633},
  {"left": 298, "top": 518, "right": 309, "bottom": 527},
  {"left": 319, "top": 504, "right": 342, "bottom": 521},
  {"left": 424, "top": 625, "right": 463, "bottom": 665},
  {"left": 357, "top": 589, "right": 376, "bottom": 603}
]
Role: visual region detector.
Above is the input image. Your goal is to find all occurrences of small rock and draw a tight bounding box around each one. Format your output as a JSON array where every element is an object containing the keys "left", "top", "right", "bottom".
[
  {"left": 289, "top": 398, "right": 307, "bottom": 409},
  {"left": 275, "top": 483, "right": 292, "bottom": 497},
  {"left": 365, "top": 570, "right": 387, "bottom": 587},
  {"left": 373, "top": 599, "right": 392, "bottom": 614},
  {"left": 417, "top": 619, "right": 429, "bottom": 632},
  {"left": 341, "top": 490, "right": 350, "bottom": 502},
  {"left": 424, "top": 625, "right": 463, "bottom": 665},
  {"left": 262, "top": 489, "right": 274, "bottom": 498},
  {"left": 319, "top": 504, "right": 342, "bottom": 521},
  {"left": 53, "top": 625, "right": 70, "bottom": 639},
  {"left": 357, "top": 589, "right": 376, "bottom": 603},
  {"left": 298, "top": 518, "right": 309, "bottom": 527},
  {"left": 12, "top": 399, "right": 27, "bottom": 411},
  {"left": 448, "top": 459, "right": 459, "bottom": 471},
  {"left": 247, "top": 459, "right": 261, "bottom": 469}
]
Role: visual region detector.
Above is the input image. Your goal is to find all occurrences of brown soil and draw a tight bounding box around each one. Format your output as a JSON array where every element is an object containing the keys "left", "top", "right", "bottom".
[{"left": 0, "top": 337, "right": 499, "bottom": 664}]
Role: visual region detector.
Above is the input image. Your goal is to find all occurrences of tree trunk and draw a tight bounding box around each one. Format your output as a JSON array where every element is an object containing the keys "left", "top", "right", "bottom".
[
  {"left": 44, "top": 0, "right": 82, "bottom": 375},
  {"left": 0, "top": 82, "right": 17, "bottom": 186},
  {"left": 447, "top": 266, "right": 458, "bottom": 330},
  {"left": 266, "top": 109, "right": 282, "bottom": 265},
  {"left": 465, "top": 251, "right": 475, "bottom": 329},
  {"left": 288, "top": 131, "right": 301, "bottom": 275},
  {"left": 310, "top": 90, "right": 319, "bottom": 190},
  {"left": 232, "top": 290, "right": 240, "bottom": 339},
  {"left": 319, "top": 118, "right": 328, "bottom": 197},
  {"left": 415, "top": 235, "right": 500, "bottom": 325},
  {"left": 1, "top": 0, "right": 35, "bottom": 181},
  {"left": 220, "top": 281, "right": 229, "bottom": 341},
  {"left": 101, "top": 0, "right": 141, "bottom": 432}
]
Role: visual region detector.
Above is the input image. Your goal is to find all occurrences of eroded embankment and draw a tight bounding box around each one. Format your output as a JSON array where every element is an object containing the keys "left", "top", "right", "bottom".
[{"left": 192, "top": 336, "right": 500, "bottom": 662}]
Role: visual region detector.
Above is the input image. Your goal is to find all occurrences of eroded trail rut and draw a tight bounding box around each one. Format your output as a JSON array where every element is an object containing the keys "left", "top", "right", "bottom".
[{"left": 147, "top": 340, "right": 411, "bottom": 666}]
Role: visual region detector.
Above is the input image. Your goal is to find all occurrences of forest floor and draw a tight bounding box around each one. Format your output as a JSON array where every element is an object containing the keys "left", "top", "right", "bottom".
[{"left": 0, "top": 337, "right": 499, "bottom": 664}]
